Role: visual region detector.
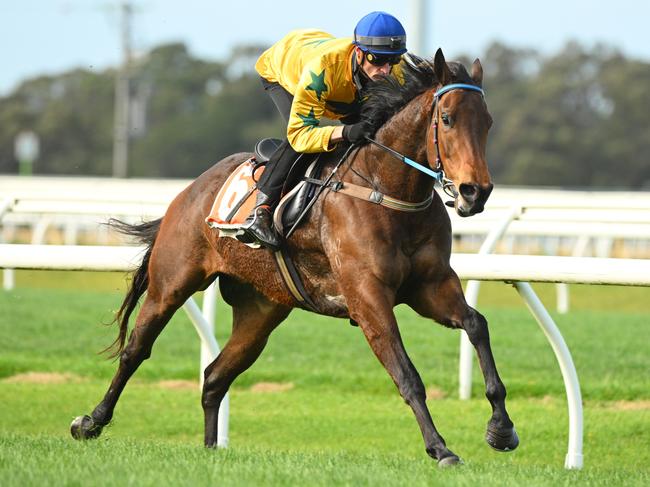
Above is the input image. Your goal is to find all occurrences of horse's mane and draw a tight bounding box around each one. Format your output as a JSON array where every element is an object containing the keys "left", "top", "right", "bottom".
[{"left": 360, "top": 54, "right": 474, "bottom": 129}]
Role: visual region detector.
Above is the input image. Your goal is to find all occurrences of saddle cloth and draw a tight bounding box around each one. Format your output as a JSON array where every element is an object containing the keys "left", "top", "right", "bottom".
[
  {"left": 206, "top": 143, "right": 323, "bottom": 243},
  {"left": 206, "top": 158, "right": 264, "bottom": 229}
]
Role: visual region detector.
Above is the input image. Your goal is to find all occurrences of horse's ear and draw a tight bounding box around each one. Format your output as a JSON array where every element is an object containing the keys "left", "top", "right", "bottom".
[
  {"left": 434, "top": 48, "right": 452, "bottom": 85},
  {"left": 471, "top": 58, "right": 483, "bottom": 87}
]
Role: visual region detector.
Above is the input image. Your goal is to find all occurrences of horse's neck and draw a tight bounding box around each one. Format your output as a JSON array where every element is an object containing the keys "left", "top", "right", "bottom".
[{"left": 361, "top": 91, "right": 435, "bottom": 202}]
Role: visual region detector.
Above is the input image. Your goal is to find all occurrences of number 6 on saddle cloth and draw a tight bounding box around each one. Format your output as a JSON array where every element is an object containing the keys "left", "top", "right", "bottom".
[{"left": 205, "top": 138, "right": 323, "bottom": 246}]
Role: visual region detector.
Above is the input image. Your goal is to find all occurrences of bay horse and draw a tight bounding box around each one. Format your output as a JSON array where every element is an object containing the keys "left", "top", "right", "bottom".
[{"left": 71, "top": 49, "right": 518, "bottom": 466}]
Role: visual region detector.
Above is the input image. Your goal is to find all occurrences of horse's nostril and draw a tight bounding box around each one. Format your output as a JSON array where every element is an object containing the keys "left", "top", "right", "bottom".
[
  {"left": 483, "top": 183, "right": 494, "bottom": 199},
  {"left": 459, "top": 183, "right": 479, "bottom": 201}
]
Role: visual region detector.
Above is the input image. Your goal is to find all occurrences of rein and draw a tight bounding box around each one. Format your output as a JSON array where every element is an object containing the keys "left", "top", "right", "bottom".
[
  {"left": 284, "top": 144, "right": 357, "bottom": 238},
  {"left": 365, "top": 137, "right": 444, "bottom": 183},
  {"left": 285, "top": 83, "right": 486, "bottom": 234}
]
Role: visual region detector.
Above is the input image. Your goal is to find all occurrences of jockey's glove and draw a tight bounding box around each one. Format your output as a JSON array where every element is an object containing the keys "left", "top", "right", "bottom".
[{"left": 342, "top": 120, "right": 374, "bottom": 144}]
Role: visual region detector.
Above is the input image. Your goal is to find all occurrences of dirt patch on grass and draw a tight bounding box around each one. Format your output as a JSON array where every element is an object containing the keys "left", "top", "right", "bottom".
[
  {"left": 540, "top": 395, "right": 556, "bottom": 405},
  {"left": 525, "top": 395, "right": 558, "bottom": 406},
  {"left": 606, "top": 400, "right": 650, "bottom": 411},
  {"left": 426, "top": 387, "right": 447, "bottom": 400},
  {"left": 250, "top": 382, "right": 294, "bottom": 393},
  {"left": 157, "top": 380, "right": 198, "bottom": 390},
  {"left": 2, "top": 372, "right": 85, "bottom": 384}
]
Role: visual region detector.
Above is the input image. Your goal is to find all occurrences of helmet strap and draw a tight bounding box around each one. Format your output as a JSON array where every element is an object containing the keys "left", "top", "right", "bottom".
[{"left": 352, "top": 50, "right": 370, "bottom": 93}]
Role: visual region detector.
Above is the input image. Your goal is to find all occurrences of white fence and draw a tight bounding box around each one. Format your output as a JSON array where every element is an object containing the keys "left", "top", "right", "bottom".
[
  {"left": 3, "top": 177, "right": 650, "bottom": 255},
  {"left": 3, "top": 243, "right": 650, "bottom": 285},
  {"left": 2, "top": 176, "right": 650, "bottom": 469},
  {"left": 0, "top": 175, "right": 229, "bottom": 447},
  {"left": 4, "top": 246, "right": 650, "bottom": 469}
]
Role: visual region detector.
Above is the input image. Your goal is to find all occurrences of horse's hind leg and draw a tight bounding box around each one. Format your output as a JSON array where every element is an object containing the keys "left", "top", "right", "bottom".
[
  {"left": 407, "top": 271, "right": 519, "bottom": 452},
  {"left": 71, "top": 267, "right": 208, "bottom": 440},
  {"left": 202, "top": 276, "right": 291, "bottom": 447}
]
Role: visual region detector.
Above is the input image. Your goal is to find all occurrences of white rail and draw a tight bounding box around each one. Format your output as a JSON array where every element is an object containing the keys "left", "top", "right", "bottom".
[
  {"left": 0, "top": 243, "right": 229, "bottom": 448},
  {"left": 3, "top": 244, "right": 649, "bottom": 284},
  {"left": 515, "top": 282, "right": 584, "bottom": 469},
  {"left": 4, "top": 244, "right": 650, "bottom": 468},
  {"left": 3, "top": 178, "right": 650, "bottom": 469},
  {"left": 450, "top": 253, "right": 650, "bottom": 286}
]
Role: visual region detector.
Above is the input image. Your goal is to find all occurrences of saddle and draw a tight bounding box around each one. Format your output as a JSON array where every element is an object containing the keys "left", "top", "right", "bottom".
[
  {"left": 205, "top": 138, "right": 324, "bottom": 244},
  {"left": 206, "top": 137, "right": 416, "bottom": 318}
]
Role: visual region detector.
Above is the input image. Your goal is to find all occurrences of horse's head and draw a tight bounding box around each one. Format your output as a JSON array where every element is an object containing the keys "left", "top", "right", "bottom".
[{"left": 427, "top": 49, "right": 493, "bottom": 217}]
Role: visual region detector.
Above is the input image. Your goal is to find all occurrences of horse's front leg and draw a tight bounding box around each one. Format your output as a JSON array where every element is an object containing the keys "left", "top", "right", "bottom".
[
  {"left": 342, "top": 276, "right": 461, "bottom": 466},
  {"left": 407, "top": 270, "right": 519, "bottom": 452}
]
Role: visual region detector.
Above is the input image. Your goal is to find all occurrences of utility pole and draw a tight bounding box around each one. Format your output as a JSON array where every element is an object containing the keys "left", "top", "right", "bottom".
[
  {"left": 410, "top": 0, "right": 431, "bottom": 56},
  {"left": 112, "top": 1, "right": 132, "bottom": 178}
]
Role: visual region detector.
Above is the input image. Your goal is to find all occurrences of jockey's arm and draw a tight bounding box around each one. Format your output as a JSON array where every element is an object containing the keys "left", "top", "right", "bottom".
[
  {"left": 286, "top": 88, "right": 336, "bottom": 153},
  {"left": 328, "top": 126, "right": 345, "bottom": 148},
  {"left": 286, "top": 95, "right": 345, "bottom": 151},
  {"left": 287, "top": 59, "right": 353, "bottom": 153}
]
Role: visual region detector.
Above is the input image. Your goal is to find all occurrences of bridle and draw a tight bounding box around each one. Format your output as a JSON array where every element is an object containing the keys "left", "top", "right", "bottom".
[
  {"left": 367, "top": 82, "right": 485, "bottom": 199},
  {"left": 431, "top": 83, "right": 485, "bottom": 197},
  {"left": 287, "top": 82, "right": 487, "bottom": 235}
]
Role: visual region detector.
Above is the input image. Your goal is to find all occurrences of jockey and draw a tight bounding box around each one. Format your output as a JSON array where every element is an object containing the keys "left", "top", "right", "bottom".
[{"left": 241, "top": 11, "right": 408, "bottom": 250}]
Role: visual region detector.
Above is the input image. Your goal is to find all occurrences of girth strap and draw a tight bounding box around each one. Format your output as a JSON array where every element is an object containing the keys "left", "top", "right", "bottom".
[
  {"left": 330, "top": 181, "right": 433, "bottom": 212},
  {"left": 273, "top": 248, "right": 319, "bottom": 311},
  {"left": 272, "top": 166, "right": 432, "bottom": 310}
]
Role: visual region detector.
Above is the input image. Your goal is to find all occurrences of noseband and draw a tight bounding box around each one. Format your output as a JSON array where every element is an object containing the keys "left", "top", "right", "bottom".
[{"left": 367, "top": 82, "right": 485, "bottom": 199}]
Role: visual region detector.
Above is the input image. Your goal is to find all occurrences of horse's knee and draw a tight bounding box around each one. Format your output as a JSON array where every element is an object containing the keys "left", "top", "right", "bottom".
[
  {"left": 119, "top": 349, "right": 134, "bottom": 367},
  {"left": 119, "top": 341, "right": 152, "bottom": 367},
  {"left": 201, "top": 374, "right": 228, "bottom": 409},
  {"left": 462, "top": 308, "right": 488, "bottom": 345}
]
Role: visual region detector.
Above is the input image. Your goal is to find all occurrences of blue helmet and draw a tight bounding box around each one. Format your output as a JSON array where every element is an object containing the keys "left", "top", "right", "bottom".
[{"left": 353, "top": 11, "right": 407, "bottom": 55}]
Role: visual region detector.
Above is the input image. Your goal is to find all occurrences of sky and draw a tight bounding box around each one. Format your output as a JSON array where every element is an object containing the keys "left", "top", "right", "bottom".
[{"left": 2, "top": 0, "right": 650, "bottom": 96}]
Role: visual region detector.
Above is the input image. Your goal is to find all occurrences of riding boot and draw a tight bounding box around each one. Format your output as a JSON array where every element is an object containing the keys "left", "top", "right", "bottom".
[{"left": 241, "top": 191, "right": 282, "bottom": 251}]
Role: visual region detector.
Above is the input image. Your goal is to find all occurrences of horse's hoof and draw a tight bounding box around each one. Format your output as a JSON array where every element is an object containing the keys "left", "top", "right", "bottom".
[
  {"left": 70, "top": 415, "right": 103, "bottom": 440},
  {"left": 486, "top": 423, "right": 519, "bottom": 452},
  {"left": 437, "top": 455, "right": 462, "bottom": 467}
]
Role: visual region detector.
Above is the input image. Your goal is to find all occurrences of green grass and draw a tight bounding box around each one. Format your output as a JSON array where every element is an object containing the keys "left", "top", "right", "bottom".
[
  {"left": 7, "top": 434, "right": 644, "bottom": 487},
  {"left": 1, "top": 271, "right": 649, "bottom": 485}
]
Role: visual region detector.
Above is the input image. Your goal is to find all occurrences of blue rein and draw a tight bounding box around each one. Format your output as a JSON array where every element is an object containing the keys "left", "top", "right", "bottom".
[
  {"left": 401, "top": 155, "right": 445, "bottom": 183},
  {"left": 365, "top": 137, "right": 445, "bottom": 183}
]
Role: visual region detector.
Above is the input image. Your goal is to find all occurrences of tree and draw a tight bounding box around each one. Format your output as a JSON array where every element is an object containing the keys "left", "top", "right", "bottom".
[
  {"left": 1, "top": 40, "right": 649, "bottom": 189},
  {"left": 0, "top": 70, "right": 113, "bottom": 174},
  {"left": 481, "top": 41, "right": 650, "bottom": 188},
  {"left": 128, "top": 43, "right": 282, "bottom": 177}
]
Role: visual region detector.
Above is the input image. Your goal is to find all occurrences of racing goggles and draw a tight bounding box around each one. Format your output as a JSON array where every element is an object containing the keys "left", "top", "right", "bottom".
[{"left": 366, "top": 52, "right": 402, "bottom": 66}]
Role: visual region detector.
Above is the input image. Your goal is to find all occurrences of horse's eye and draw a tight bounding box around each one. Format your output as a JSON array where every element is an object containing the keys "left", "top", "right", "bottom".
[{"left": 441, "top": 113, "right": 452, "bottom": 127}]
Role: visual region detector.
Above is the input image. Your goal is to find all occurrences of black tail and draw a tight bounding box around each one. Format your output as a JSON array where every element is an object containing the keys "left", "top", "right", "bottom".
[{"left": 103, "top": 218, "right": 162, "bottom": 358}]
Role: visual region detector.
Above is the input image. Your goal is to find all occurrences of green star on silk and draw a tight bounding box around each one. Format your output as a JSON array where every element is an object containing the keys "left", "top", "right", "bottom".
[
  {"left": 303, "top": 38, "right": 332, "bottom": 48},
  {"left": 305, "top": 70, "right": 328, "bottom": 101},
  {"left": 297, "top": 108, "right": 319, "bottom": 130}
]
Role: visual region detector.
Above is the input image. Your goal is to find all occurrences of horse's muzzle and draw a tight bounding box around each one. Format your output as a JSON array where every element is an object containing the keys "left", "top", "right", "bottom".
[{"left": 456, "top": 182, "right": 493, "bottom": 217}]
